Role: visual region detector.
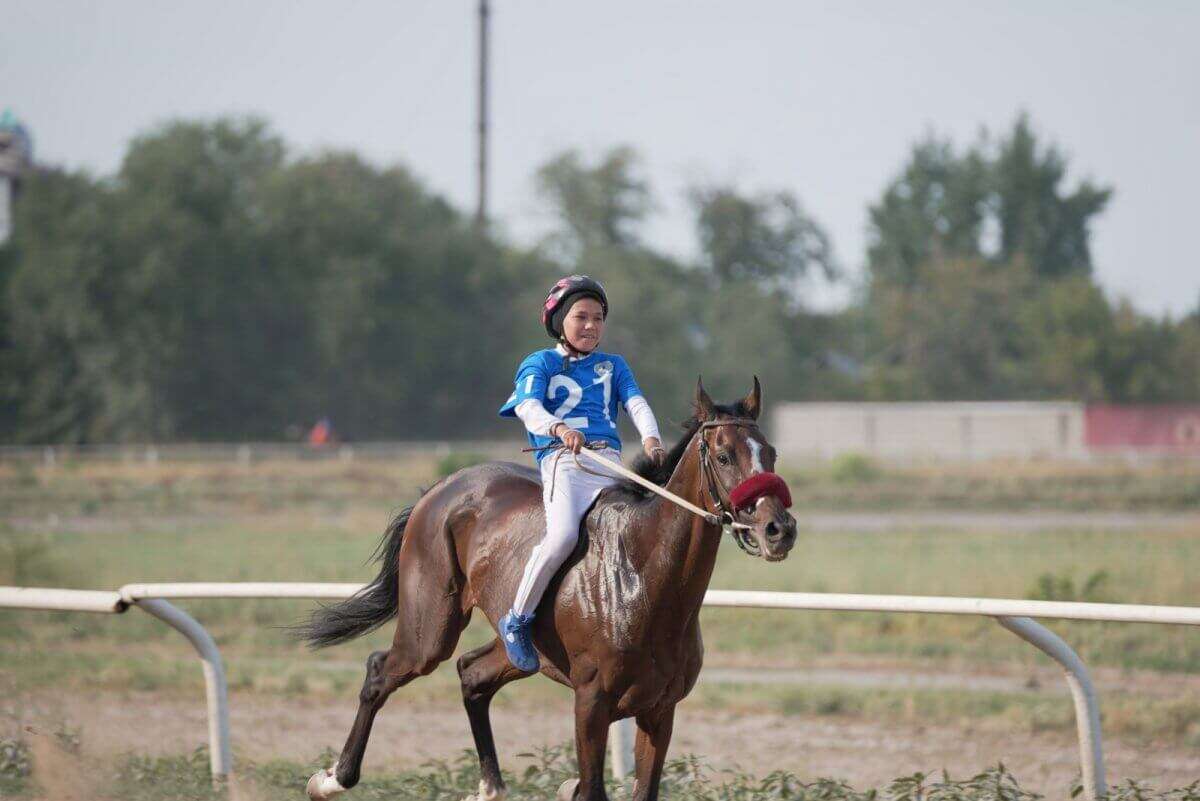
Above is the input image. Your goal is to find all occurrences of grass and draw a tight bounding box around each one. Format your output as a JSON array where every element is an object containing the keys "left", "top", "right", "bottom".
[
  {"left": 779, "top": 456, "right": 1200, "bottom": 511},
  {"left": 2, "top": 456, "right": 1200, "bottom": 747},
  {"left": 4, "top": 515, "right": 1200, "bottom": 678},
  {"left": 4, "top": 739, "right": 1200, "bottom": 800},
  {"left": 688, "top": 680, "right": 1200, "bottom": 744},
  {"left": 6, "top": 453, "right": 1200, "bottom": 517}
]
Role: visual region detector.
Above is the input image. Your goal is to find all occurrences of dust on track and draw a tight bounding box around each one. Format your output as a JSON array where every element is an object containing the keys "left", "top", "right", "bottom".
[{"left": 14, "top": 687, "right": 1199, "bottom": 795}]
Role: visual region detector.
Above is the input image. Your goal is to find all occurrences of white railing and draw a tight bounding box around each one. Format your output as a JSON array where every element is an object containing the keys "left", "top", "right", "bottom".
[{"left": 5, "top": 584, "right": 1200, "bottom": 800}]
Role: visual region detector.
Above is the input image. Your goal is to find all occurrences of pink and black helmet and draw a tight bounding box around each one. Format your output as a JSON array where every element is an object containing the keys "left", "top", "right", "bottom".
[{"left": 541, "top": 275, "right": 609, "bottom": 340}]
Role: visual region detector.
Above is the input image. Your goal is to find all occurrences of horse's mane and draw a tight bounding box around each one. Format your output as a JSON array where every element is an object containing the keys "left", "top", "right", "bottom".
[{"left": 610, "top": 397, "right": 753, "bottom": 501}]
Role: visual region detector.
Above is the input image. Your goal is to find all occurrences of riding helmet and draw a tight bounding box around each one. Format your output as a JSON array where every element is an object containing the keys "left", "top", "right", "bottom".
[{"left": 542, "top": 275, "right": 609, "bottom": 340}]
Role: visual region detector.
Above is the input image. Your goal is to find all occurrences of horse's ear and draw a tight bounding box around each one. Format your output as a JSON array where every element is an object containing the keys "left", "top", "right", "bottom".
[
  {"left": 694, "top": 376, "right": 715, "bottom": 420},
  {"left": 741, "top": 375, "right": 762, "bottom": 420}
]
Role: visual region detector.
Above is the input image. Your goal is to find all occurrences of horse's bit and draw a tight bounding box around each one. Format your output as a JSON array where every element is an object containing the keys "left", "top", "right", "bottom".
[
  {"left": 696, "top": 418, "right": 770, "bottom": 554},
  {"left": 525, "top": 417, "right": 778, "bottom": 553}
]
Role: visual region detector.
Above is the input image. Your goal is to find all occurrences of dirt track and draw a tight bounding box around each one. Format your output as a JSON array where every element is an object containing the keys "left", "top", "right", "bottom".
[{"left": 15, "top": 687, "right": 1200, "bottom": 795}]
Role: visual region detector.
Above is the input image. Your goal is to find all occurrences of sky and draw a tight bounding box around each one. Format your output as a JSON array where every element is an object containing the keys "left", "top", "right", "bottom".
[{"left": 3, "top": 0, "right": 1198, "bottom": 316}]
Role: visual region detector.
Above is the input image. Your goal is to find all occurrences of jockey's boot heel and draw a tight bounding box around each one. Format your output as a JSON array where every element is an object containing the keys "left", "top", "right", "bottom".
[{"left": 498, "top": 610, "right": 539, "bottom": 673}]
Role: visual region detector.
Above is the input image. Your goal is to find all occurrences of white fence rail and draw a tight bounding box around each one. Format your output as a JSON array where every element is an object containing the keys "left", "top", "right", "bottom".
[{"left": 5, "top": 584, "right": 1200, "bottom": 799}]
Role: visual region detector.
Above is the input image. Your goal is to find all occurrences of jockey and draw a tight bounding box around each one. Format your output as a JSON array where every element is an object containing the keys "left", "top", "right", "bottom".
[{"left": 497, "top": 275, "right": 666, "bottom": 672}]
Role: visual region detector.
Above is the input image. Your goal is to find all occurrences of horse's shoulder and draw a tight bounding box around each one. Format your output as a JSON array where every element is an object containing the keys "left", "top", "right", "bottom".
[
  {"left": 575, "top": 485, "right": 646, "bottom": 557},
  {"left": 590, "top": 484, "right": 646, "bottom": 522}
]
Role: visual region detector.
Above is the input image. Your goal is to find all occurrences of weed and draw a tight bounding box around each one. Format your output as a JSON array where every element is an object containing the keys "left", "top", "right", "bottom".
[
  {"left": 0, "top": 528, "right": 59, "bottom": 585},
  {"left": 1027, "top": 570, "right": 1111, "bottom": 602},
  {"left": 828, "top": 453, "right": 881, "bottom": 484},
  {"left": 0, "top": 737, "right": 32, "bottom": 780},
  {"left": 101, "top": 743, "right": 1200, "bottom": 801}
]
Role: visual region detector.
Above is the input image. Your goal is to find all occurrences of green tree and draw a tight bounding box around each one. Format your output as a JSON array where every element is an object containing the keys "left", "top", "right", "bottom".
[
  {"left": 107, "top": 117, "right": 291, "bottom": 439},
  {"left": 991, "top": 115, "right": 1112, "bottom": 278},
  {"left": 860, "top": 115, "right": 1120, "bottom": 402},
  {"left": 866, "top": 137, "right": 989, "bottom": 289},
  {"left": 535, "top": 146, "right": 650, "bottom": 255},
  {"left": 1100, "top": 301, "right": 1182, "bottom": 402},
  {"left": 690, "top": 185, "right": 836, "bottom": 289},
  {"left": 866, "top": 115, "right": 1111, "bottom": 289},
  {"left": 4, "top": 168, "right": 127, "bottom": 442},
  {"left": 862, "top": 257, "right": 1034, "bottom": 400},
  {"left": 1014, "top": 275, "right": 1113, "bottom": 400}
]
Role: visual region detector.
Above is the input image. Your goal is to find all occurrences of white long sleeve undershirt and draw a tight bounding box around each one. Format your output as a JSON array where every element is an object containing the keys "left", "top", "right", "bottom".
[
  {"left": 513, "top": 398, "right": 562, "bottom": 437},
  {"left": 623, "top": 395, "right": 662, "bottom": 442},
  {"left": 514, "top": 395, "right": 662, "bottom": 443}
]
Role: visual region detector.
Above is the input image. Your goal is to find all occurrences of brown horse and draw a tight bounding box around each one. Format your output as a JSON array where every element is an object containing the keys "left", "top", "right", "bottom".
[{"left": 301, "top": 377, "right": 797, "bottom": 801}]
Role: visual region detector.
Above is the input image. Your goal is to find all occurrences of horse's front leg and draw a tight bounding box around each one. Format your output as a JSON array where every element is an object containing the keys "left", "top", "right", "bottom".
[
  {"left": 560, "top": 684, "right": 612, "bottom": 801},
  {"left": 630, "top": 704, "right": 675, "bottom": 801}
]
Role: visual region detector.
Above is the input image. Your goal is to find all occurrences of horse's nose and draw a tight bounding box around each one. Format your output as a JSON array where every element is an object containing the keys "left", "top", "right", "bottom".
[
  {"left": 766, "top": 516, "right": 797, "bottom": 543},
  {"left": 765, "top": 520, "right": 784, "bottom": 542}
]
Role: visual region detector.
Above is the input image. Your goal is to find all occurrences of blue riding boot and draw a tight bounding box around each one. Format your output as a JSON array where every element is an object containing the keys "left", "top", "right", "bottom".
[{"left": 499, "top": 610, "right": 539, "bottom": 672}]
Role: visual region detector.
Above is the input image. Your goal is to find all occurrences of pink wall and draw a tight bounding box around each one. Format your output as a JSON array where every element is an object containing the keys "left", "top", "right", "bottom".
[{"left": 1085, "top": 405, "right": 1200, "bottom": 451}]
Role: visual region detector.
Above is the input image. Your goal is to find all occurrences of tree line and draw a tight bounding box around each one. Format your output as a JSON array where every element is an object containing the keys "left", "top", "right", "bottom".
[{"left": 0, "top": 115, "right": 1196, "bottom": 444}]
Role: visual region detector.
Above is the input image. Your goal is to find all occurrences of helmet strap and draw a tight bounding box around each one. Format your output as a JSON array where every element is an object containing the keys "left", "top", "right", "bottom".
[{"left": 559, "top": 335, "right": 589, "bottom": 357}]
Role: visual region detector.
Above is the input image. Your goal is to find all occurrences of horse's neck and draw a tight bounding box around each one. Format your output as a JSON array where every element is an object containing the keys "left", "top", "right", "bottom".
[{"left": 632, "top": 437, "right": 722, "bottom": 616}]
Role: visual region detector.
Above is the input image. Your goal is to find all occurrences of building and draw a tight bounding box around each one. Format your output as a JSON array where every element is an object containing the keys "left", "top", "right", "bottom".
[
  {"left": 0, "top": 109, "right": 34, "bottom": 245},
  {"left": 771, "top": 401, "right": 1200, "bottom": 463},
  {"left": 771, "top": 402, "right": 1087, "bottom": 464}
]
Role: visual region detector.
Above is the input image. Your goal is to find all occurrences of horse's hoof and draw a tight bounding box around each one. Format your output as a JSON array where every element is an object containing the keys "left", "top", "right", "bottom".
[
  {"left": 556, "top": 778, "right": 580, "bottom": 801},
  {"left": 462, "top": 779, "right": 508, "bottom": 801},
  {"left": 307, "top": 768, "right": 345, "bottom": 800}
]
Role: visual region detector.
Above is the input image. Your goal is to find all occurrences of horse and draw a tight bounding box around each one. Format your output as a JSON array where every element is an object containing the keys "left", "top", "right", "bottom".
[{"left": 300, "top": 377, "right": 798, "bottom": 801}]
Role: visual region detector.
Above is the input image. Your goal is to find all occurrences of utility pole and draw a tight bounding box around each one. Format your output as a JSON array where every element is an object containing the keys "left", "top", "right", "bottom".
[{"left": 476, "top": 0, "right": 489, "bottom": 227}]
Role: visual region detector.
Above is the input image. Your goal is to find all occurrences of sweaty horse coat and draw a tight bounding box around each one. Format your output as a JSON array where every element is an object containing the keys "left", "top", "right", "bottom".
[{"left": 303, "top": 379, "right": 797, "bottom": 801}]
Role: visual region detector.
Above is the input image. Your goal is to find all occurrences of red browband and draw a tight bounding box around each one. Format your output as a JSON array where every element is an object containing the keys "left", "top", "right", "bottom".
[{"left": 728, "top": 472, "right": 792, "bottom": 511}]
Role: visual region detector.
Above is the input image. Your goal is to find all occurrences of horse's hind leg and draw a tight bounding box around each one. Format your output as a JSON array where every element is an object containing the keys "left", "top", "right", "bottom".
[
  {"left": 308, "top": 607, "right": 466, "bottom": 799},
  {"left": 457, "top": 639, "right": 528, "bottom": 801}
]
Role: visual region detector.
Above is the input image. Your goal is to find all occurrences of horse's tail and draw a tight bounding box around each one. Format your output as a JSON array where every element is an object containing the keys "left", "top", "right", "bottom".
[{"left": 297, "top": 503, "right": 414, "bottom": 649}]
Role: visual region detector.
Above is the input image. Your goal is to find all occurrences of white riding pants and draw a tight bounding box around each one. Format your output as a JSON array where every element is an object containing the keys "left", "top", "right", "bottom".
[{"left": 511, "top": 447, "right": 622, "bottom": 617}]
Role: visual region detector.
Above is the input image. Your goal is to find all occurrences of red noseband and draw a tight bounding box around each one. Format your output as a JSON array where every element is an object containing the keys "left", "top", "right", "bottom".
[{"left": 728, "top": 472, "right": 792, "bottom": 512}]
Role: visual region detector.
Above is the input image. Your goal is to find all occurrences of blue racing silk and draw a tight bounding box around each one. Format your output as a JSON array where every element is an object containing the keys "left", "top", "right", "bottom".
[{"left": 499, "top": 349, "right": 645, "bottom": 463}]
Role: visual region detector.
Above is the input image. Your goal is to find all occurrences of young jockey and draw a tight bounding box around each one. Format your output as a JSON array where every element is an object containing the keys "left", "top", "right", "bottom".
[{"left": 497, "top": 275, "right": 666, "bottom": 672}]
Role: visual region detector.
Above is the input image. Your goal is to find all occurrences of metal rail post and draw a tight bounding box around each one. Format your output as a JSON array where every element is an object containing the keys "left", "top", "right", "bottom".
[
  {"left": 610, "top": 718, "right": 636, "bottom": 778},
  {"left": 996, "top": 616, "right": 1105, "bottom": 800},
  {"left": 135, "top": 599, "right": 232, "bottom": 783}
]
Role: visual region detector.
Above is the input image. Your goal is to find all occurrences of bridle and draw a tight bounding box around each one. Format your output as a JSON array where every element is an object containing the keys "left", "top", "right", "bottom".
[
  {"left": 696, "top": 417, "right": 770, "bottom": 555},
  {"left": 527, "top": 415, "right": 789, "bottom": 556}
]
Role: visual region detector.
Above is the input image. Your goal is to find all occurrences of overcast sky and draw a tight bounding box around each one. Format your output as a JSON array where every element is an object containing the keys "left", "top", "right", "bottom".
[{"left": 4, "top": 1, "right": 1198, "bottom": 315}]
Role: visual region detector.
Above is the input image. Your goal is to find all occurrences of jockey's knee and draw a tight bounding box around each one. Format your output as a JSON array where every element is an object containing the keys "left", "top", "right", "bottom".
[{"left": 544, "top": 527, "right": 579, "bottom": 563}]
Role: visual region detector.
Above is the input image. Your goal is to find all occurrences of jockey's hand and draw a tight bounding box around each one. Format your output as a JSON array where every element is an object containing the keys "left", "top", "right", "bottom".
[
  {"left": 554, "top": 424, "right": 585, "bottom": 454},
  {"left": 643, "top": 437, "right": 666, "bottom": 466}
]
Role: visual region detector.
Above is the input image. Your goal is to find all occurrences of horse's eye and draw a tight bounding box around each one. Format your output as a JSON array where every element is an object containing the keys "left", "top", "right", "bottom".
[{"left": 717, "top": 453, "right": 731, "bottom": 466}]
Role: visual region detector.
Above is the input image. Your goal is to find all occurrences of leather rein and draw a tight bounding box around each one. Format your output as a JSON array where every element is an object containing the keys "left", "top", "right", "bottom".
[{"left": 527, "top": 416, "right": 778, "bottom": 554}]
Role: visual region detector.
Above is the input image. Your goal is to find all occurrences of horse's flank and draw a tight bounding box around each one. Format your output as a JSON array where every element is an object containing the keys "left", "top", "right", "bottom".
[{"left": 301, "top": 379, "right": 797, "bottom": 801}]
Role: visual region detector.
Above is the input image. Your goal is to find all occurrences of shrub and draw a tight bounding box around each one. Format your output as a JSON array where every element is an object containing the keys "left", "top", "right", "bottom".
[{"left": 828, "top": 453, "right": 881, "bottom": 484}]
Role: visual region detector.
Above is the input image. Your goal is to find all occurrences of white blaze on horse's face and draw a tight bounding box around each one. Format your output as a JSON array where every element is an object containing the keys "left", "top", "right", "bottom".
[
  {"left": 724, "top": 424, "right": 795, "bottom": 562},
  {"left": 747, "top": 438, "right": 765, "bottom": 475}
]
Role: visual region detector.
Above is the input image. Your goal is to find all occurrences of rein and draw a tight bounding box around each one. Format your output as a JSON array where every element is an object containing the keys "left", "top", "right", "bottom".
[
  {"left": 523, "top": 416, "right": 785, "bottom": 550},
  {"left": 524, "top": 439, "right": 737, "bottom": 530}
]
